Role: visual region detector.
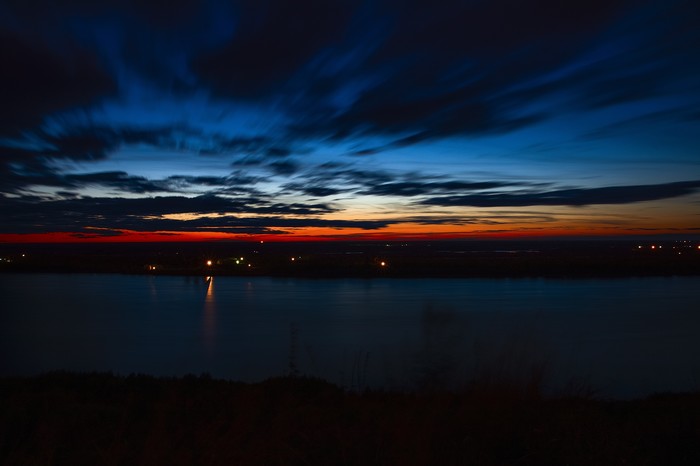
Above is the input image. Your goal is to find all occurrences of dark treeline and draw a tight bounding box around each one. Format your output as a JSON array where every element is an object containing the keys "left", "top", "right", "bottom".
[
  {"left": 2, "top": 372, "right": 700, "bottom": 465},
  {"left": 1, "top": 240, "right": 700, "bottom": 278}
]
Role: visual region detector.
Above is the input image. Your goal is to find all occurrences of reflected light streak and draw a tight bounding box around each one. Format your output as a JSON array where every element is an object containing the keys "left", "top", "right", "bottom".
[{"left": 203, "top": 276, "right": 216, "bottom": 352}]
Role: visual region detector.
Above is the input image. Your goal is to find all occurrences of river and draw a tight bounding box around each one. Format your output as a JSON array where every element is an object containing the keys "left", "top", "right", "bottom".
[{"left": 2, "top": 274, "right": 699, "bottom": 398}]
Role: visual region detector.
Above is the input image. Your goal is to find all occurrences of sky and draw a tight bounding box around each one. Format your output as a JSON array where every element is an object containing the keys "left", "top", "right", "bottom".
[{"left": 1, "top": 0, "right": 699, "bottom": 242}]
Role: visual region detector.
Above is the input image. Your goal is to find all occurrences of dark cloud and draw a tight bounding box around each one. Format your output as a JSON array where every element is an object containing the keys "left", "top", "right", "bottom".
[
  {"left": 60, "top": 172, "right": 261, "bottom": 194},
  {"left": 421, "top": 180, "right": 700, "bottom": 208},
  {"left": 295, "top": 186, "right": 342, "bottom": 198},
  {"left": 361, "top": 181, "right": 519, "bottom": 197},
  {"left": 301, "top": 166, "right": 395, "bottom": 188},
  {"left": 127, "top": 216, "right": 390, "bottom": 233},
  {"left": 0, "top": 160, "right": 262, "bottom": 195},
  {"left": 209, "top": 135, "right": 298, "bottom": 157},
  {"left": 0, "top": 193, "right": 334, "bottom": 222},
  {"left": 0, "top": 29, "right": 116, "bottom": 138},
  {"left": 3, "top": 0, "right": 697, "bottom": 153},
  {"left": 280, "top": 165, "right": 396, "bottom": 197},
  {"left": 194, "top": 0, "right": 357, "bottom": 98},
  {"left": 193, "top": 0, "right": 649, "bottom": 145},
  {"left": 66, "top": 171, "right": 167, "bottom": 193},
  {"left": 1, "top": 126, "right": 191, "bottom": 172},
  {"left": 282, "top": 164, "right": 538, "bottom": 199},
  {"left": 0, "top": 124, "right": 300, "bottom": 195},
  {"left": 2, "top": 125, "right": 297, "bottom": 163},
  {"left": 71, "top": 229, "right": 126, "bottom": 239},
  {"left": 264, "top": 146, "right": 293, "bottom": 158},
  {"left": 1, "top": 0, "right": 236, "bottom": 95},
  {"left": 0, "top": 189, "right": 563, "bottom": 236},
  {"left": 267, "top": 159, "right": 300, "bottom": 176},
  {"left": 0, "top": 193, "right": 385, "bottom": 235}
]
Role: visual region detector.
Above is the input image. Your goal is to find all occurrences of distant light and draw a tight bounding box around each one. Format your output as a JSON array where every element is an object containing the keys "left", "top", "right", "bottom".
[
  {"left": 248, "top": 264, "right": 251, "bottom": 267},
  {"left": 21, "top": 254, "right": 25, "bottom": 257},
  {"left": 638, "top": 246, "right": 642, "bottom": 249},
  {"left": 260, "top": 241, "right": 264, "bottom": 244},
  {"left": 206, "top": 260, "right": 212, "bottom": 266},
  {"left": 651, "top": 245, "right": 656, "bottom": 249},
  {"left": 380, "top": 261, "right": 386, "bottom": 267},
  {"left": 291, "top": 257, "right": 295, "bottom": 261},
  {"left": 240, "top": 257, "right": 244, "bottom": 261},
  {"left": 235, "top": 260, "right": 240, "bottom": 265}
]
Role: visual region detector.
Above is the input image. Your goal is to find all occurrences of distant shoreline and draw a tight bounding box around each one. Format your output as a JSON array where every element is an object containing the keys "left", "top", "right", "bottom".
[{"left": 2, "top": 239, "right": 700, "bottom": 278}]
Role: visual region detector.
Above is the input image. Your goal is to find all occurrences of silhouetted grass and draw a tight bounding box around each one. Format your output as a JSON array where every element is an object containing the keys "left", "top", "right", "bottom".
[{"left": 2, "top": 372, "right": 700, "bottom": 465}]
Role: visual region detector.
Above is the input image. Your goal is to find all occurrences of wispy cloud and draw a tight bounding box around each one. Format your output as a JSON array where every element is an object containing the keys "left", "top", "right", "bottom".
[{"left": 421, "top": 180, "right": 700, "bottom": 207}]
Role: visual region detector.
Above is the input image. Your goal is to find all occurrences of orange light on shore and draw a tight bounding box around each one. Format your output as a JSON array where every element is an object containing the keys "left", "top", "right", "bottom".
[
  {"left": 380, "top": 261, "right": 386, "bottom": 267},
  {"left": 206, "top": 260, "right": 212, "bottom": 266}
]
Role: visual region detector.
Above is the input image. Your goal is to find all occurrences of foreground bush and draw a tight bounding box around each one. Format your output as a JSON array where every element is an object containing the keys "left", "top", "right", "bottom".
[{"left": 1, "top": 372, "right": 700, "bottom": 465}]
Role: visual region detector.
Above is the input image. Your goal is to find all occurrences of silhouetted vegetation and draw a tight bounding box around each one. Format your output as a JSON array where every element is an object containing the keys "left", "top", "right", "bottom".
[{"left": 2, "top": 372, "right": 700, "bottom": 465}]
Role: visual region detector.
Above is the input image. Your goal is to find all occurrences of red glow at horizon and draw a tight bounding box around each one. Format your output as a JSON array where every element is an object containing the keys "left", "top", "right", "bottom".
[{"left": 1, "top": 226, "right": 697, "bottom": 244}]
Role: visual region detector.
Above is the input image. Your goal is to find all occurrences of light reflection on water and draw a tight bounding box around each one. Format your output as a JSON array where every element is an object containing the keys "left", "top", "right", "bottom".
[
  {"left": 1, "top": 274, "right": 700, "bottom": 398},
  {"left": 203, "top": 276, "right": 216, "bottom": 353}
]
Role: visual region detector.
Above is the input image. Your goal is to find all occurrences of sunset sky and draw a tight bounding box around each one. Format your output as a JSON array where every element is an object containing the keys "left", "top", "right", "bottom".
[{"left": 1, "top": 0, "right": 699, "bottom": 242}]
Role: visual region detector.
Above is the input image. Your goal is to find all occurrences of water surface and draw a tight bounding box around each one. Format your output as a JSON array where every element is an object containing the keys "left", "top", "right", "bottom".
[{"left": 2, "top": 274, "right": 699, "bottom": 397}]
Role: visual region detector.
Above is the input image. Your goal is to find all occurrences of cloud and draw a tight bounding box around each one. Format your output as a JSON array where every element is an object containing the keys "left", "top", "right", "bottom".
[
  {"left": 2, "top": 125, "right": 297, "bottom": 163},
  {"left": 192, "top": 0, "right": 644, "bottom": 146},
  {"left": 360, "top": 180, "right": 520, "bottom": 197},
  {"left": 0, "top": 192, "right": 387, "bottom": 235},
  {"left": 0, "top": 126, "right": 190, "bottom": 176},
  {"left": 0, "top": 29, "right": 116, "bottom": 138},
  {"left": 1, "top": 0, "right": 698, "bottom": 241},
  {"left": 191, "top": 0, "right": 700, "bottom": 153},
  {"left": 193, "top": 0, "right": 357, "bottom": 98},
  {"left": 0, "top": 193, "right": 334, "bottom": 220},
  {"left": 267, "top": 159, "right": 301, "bottom": 176},
  {"left": 0, "top": 160, "right": 264, "bottom": 196},
  {"left": 0, "top": 123, "right": 303, "bottom": 195},
  {"left": 280, "top": 164, "right": 396, "bottom": 197},
  {"left": 421, "top": 180, "right": 700, "bottom": 207},
  {"left": 293, "top": 186, "right": 342, "bottom": 198},
  {"left": 282, "top": 164, "right": 539, "bottom": 198},
  {"left": 3, "top": 0, "right": 697, "bottom": 156}
]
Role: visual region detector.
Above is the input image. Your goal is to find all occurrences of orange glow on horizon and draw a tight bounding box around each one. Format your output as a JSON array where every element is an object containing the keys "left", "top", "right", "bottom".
[{"left": 1, "top": 224, "right": 699, "bottom": 244}]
